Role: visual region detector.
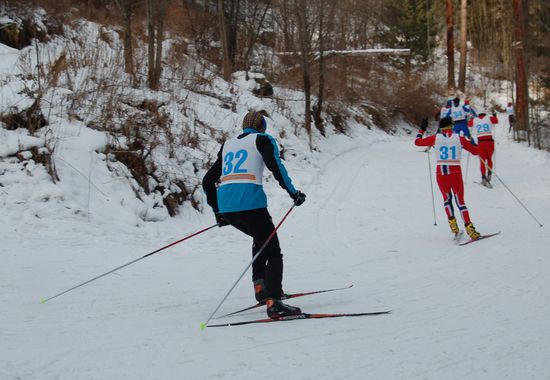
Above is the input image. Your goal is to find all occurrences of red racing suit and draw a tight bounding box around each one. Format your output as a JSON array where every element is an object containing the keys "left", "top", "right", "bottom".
[
  {"left": 469, "top": 115, "right": 498, "bottom": 178},
  {"left": 415, "top": 129, "right": 479, "bottom": 224}
]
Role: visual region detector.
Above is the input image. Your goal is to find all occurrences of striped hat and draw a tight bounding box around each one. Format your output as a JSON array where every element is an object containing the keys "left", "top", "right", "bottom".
[{"left": 242, "top": 111, "right": 266, "bottom": 132}]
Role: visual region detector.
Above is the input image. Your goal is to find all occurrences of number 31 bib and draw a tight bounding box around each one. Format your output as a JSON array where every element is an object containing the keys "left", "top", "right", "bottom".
[{"left": 434, "top": 134, "right": 462, "bottom": 166}]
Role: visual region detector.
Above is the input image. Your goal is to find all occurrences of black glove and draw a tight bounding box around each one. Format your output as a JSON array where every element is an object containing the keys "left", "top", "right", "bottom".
[
  {"left": 420, "top": 117, "right": 429, "bottom": 132},
  {"left": 215, "top": 213, "right": 229, "bottom": 227},
  {"left": 291, "top": 190, "right": 306, "bottom": 206}
]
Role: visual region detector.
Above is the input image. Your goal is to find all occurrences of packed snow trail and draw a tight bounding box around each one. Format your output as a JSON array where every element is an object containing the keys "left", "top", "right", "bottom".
[{"left": 2, "top": 129, "right": 550, "bottom": 379}]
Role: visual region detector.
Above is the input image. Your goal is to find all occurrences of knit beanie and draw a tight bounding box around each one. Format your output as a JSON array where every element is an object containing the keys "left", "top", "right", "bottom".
[{"left": 242, "top": 111, "right": 266, "bottom": 132}]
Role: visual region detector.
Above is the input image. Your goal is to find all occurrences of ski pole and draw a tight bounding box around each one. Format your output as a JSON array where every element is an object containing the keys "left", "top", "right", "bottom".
[
  {"left": 427, "top": 149, "right": 437, "bottom": 226},
  {"left": 465, "top": 151, "right": 470, "bottom": 184},
  {"left": 481, "top": 158, "right": 543, "bottom": 227},
  {"left": 41, "top": 224, "right": 219, "bottom": 304},
  {"left": 201, "top": 205, "right": 295, "bottom": 330}
]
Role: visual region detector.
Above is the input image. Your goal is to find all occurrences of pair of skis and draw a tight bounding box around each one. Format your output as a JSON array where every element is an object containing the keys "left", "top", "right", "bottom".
[
  {"left": 458, "top": 231, "right": 501, "bottom": 246},
  {"left": 206, "top": 284, "right": 390, "bottom": 328},
  {"left": 454, "top": 230, "right": 501, "bottom": 246}
]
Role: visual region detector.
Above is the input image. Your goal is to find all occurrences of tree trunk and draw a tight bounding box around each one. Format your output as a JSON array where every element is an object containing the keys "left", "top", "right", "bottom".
[
  {"left": 146, "top": 0, "right": 155, "bottom": 89},
  {"left": 114, "top": 0, "right": 136, "bottom": 84},
  {"left": 218, "top": 0, "right": 231, "bottom": 80},
  {"left": 153, "top": 0, "right": 166, "bottom": 90},
  {"left": 446, "top": 0, "right": 456, "bottom": 90},
  {"left": 512, "top": 0, "right": 530, "bottom": 143},
  {"left": 458, "top": 0, "right": 468, "bottom": 91},
  {"left": 295, "top": 0, "right": 312, "bottom": 147},
  {"left": 313, "top": 0, "right": 326, "bottom": 136}
]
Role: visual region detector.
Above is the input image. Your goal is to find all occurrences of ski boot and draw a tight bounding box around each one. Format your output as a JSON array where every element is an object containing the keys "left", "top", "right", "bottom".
[
  {"left": 254, "top": 279, "right": 267, "bottom": 302},
  {"left": 465, "top": 222, "right": 481, "bottom": 240},
  {"left": 486, "top": 172, "right": 493, "bottom": 188},
  {"left": 448, "top": 216, "right": 460, "bottom": 235},
  {"left": 266, "top": 298, "right": 302, "bottom": 318},
  {"left": 481, "top": 175, "right": 489, "bottom": 187}
]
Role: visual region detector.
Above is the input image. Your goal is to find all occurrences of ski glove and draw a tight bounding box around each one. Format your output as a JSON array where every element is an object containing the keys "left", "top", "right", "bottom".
[
  {"left": 420, "top": 117, "right": 429, "bottom": 132},
  {"left": 291, "top": 190, "right": 306, "bottom": 206},
  {"left": 215, "top": 213, "right": 229, "bottom": 227}
]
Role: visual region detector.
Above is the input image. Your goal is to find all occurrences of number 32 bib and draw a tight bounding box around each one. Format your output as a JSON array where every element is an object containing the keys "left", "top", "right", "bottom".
[{"left": 220, "top": 134, "right": 265, "bottom": 186}]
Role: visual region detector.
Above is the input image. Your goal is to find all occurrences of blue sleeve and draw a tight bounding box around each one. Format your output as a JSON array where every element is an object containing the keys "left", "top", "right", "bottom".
[
  {"left": 465, "top": 105, "right": 477, "bottom": 117},
  {"left": 256, "top": 134, "right": 297, "bottom": 195}
]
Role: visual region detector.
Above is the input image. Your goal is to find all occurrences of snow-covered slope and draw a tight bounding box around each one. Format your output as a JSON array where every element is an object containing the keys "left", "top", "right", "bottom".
[{"left": 2, "top": 119, "right": 549, "bottom": 379}]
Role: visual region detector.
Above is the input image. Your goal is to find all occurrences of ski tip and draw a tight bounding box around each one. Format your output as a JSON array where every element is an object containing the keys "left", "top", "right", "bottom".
[
  {"left": 40, "top": 298, "right": 46, "bottom": 304},
  {"left": 199, "top": 322, "right": 207, "bottom": 331}
]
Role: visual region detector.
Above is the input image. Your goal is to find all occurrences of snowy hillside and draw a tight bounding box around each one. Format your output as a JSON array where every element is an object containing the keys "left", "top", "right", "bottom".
[{"left": 2, "top": 117, "right": 550, "bottom": 379}]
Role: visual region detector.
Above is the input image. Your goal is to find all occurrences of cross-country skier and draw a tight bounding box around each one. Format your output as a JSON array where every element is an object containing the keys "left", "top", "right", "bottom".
[
  {"left": 443, "top": 96, "right": 477, "bottom": 139},
  {"left": 434, "top": 99, "right": 452, "bottom": 122},
  {"left": 415, "top": 116, "right": 481, "bottom": 239},
  {"left": 506, "top": 102, "right": 515, "bottom": 133},
  {"left": 469, "top": 109, "right": 498, "bottom": 187},
  {"left": 202, "top": 110, "right": 306, "bottom": 318}
]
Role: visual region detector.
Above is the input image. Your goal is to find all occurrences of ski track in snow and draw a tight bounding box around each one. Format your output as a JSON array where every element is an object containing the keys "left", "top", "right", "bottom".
[{"left": 2, "top": 129, "right": 550, "bottom": 379}]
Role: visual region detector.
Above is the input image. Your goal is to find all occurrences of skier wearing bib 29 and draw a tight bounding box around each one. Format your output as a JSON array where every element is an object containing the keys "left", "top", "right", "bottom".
[
  {"left": 202, "top": 110, "right": 306, "bottom": 318},
  {"left": 415, "top": 116, "right": 481, "bottom": 240},
  {"left": 469, "top": 109, "right": 498, "bottom": 188}
]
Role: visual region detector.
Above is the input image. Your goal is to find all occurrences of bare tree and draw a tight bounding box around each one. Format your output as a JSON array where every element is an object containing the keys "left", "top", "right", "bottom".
[
  {"left": 313, "top": 0, "right": 335, "bottom": 136},
  {"left": 242, "top": 0, "right": 272, "bottom": 78},
  {"left": 218, "top": 0, "right": 231, "bottom": 80},
  {"left": 146, "top": 0, "right": 166, "bottom": 90},
  {"left": 458, "top": 0, "right": 468, "bottom": 91},
  {"left": 512, "top": 0, "right": 530, "bottom": 142},
  {"left": 114, "top": 0, "right": 138, "bottom": 84},
  {"left": 217, "top": 0, "right": 240, "bottom": 81},
  {"left": 295, "top": 0, "right": 312, "bottom": 146},
  {"left": 446, "top": 0, "right": 456, "bottom": 90}
]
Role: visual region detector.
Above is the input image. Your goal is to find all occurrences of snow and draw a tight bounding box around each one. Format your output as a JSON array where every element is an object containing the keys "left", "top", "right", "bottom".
[
  {"left": 2, "top": 119, "right": 550, "bottom": 379},
  {"left": 0, "top": 129, "right": 45, "bottom": 157}
]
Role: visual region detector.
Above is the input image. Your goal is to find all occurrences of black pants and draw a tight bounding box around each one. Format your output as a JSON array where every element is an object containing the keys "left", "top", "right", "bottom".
[{"left": 221, "top": 208, "right": 283, "bottom": 298}]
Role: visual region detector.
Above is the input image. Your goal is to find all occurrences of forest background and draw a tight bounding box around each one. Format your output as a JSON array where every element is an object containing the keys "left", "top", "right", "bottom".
[{"left": 1, "top": 0, "right": 549, "bottom": 218}]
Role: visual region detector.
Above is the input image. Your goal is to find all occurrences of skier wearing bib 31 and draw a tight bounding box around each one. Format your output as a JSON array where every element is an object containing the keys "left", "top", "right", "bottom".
[
  {"left": 415, "top": 116, "right": 481, "bottom": 239},
  {"left": 202, "top": 110, "right": 306, "bottom": 318},
  {"left": 469, "top": 109, "right": 498, "bottom": 188}
]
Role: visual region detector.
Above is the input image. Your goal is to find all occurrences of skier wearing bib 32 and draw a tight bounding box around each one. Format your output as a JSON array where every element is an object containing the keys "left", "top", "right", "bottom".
[
  {"left": 415, "top": 116, "right": 481, "bottom": 239},
  {"left": 202, "top": 110, "right": 306, "bottom": 318}
]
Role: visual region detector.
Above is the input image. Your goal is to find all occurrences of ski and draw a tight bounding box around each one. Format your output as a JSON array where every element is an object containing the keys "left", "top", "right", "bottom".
[
  {"left": 473, "top": 181, "right": 493, "bottom": 189},
  {"left": 459, "top": 231, "right": 501, "bottom": 246},
  {"left": 215, "top": 284, "right": 354, "bottom": 319},
  {"left": 207, "top": 310, "right": 391, "bottom": 327}
]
